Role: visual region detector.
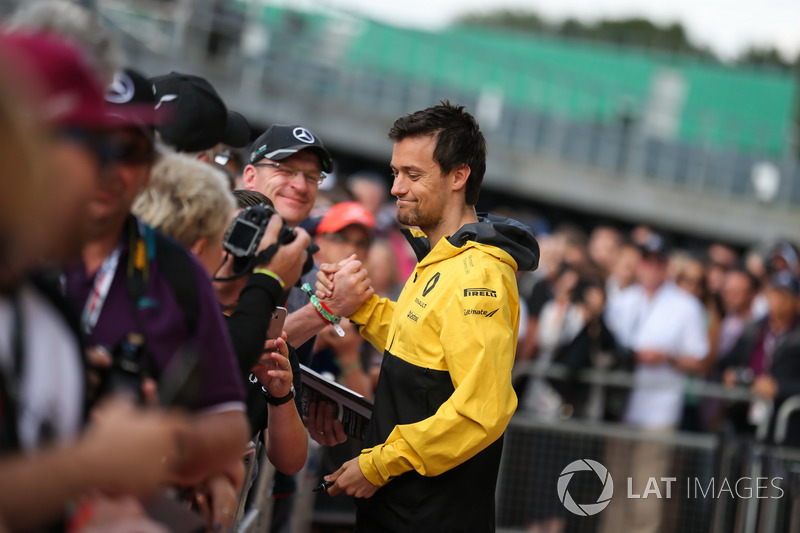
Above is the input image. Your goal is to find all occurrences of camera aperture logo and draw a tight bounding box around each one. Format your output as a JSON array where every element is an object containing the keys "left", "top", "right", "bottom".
[{"left": 558, "top": 459, "right": 614, "bottom": 516}]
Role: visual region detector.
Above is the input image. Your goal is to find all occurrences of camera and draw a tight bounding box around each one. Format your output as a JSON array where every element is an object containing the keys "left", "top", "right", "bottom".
[
  {"left": 100, "top": 333, "right": 146, "bottom": 403},
  {"left": 222, "top": 204, "right": 317, "bottom": 279}
]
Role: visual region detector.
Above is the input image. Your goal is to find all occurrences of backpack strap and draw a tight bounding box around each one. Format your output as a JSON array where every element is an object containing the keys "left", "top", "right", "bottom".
[
  {"left": 151, "top": 229, "right": 199, "bottom": 336},
  {"left": 125, "top": 217, "right": 199, "bottom": 337}
]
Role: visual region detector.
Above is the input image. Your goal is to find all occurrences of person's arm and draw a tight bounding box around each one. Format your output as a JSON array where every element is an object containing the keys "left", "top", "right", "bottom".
[
  {"left": 171, "top": 409, "right": 249, "bottom": 486},
  {"left": 0, "top": 399, "right": 182, "bottom": 532},
  {"left": 283, "top": 303, "right": 328, "bottom": 348},
  {"left": 253, "top": 337, "right": 308, "bottom": 474},
  {"left": 226, "top": 273, "right": 284, "bottom": 376},
  {"left": 356, "top": 264, "right": 519, "bottom": 489}
]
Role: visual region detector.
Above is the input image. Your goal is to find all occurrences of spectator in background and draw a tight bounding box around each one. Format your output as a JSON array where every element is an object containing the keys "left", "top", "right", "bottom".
[
  {"left": 746, "top": 246, "right": 770, "bottom": 319},
  {"left": 605, "top": 240, "right": 640, "bottom": 301},
  {"left": 0, "top": 32, "right": 182, "bottom": 532},
  {"left": 676, "top": 256, "right": 720, "bottom": 370},
  {"left": 310, "top": 201, "right": 375, "bottom": 397},
  {"left": 521, "top": 266, "right": 582, "bottom": 417},
  {"left": 767, "top": 240, "right": 800, "bottom": 278},
  {"left": 721, "top": 270, "right": 800, "bottom": 446},
  {"left": 516, "top": 224, "right": 589, "bottom": 367},
  {"left": 701, "top": 266, "right": 760, "bottom": 431},
  {"left": 705, "top": 241, "right": 739, "bottom": 313},
  {"left": 717, "top": 267, "right": 760, "bottom": 362},
  {"left": 601, "top": 233, "right": 708, "bottom": 533},
  {"left": 588, "top": 225, "right": 622, "bottom": 280},
  {"left": 366, "top": 239, "right": 402, "bottom": 301}
]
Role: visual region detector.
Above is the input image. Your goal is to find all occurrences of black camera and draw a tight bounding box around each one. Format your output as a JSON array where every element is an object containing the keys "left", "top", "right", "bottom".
[
  {"left": 100, "top": 333, "right": 146, "bottom": 403},
  {"left": 222, "top": 204, "right": 317, "bottom": 279}
]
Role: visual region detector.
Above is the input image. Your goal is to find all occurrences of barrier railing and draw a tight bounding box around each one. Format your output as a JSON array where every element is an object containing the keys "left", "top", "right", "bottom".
[{"left": 502, "top": 362, "right": 800, "bottom": 533}]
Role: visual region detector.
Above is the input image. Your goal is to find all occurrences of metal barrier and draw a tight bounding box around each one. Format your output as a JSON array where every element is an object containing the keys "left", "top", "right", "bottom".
[{"left": 499, "top": 363, "right": 800, "bottom": 533}]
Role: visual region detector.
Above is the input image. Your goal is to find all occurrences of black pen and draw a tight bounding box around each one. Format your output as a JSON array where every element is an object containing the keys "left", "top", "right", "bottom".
[{"left": 313, "top": 480, "right": 334, "bottom": 493}]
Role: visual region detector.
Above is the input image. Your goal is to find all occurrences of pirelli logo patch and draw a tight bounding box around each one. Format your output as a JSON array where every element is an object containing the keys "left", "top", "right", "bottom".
[
  {"left": 464, "top": 287, "right": 497, "bottom": 298},
  {"left": 407, "top": 310, "right": 420, "bottom": 323}
]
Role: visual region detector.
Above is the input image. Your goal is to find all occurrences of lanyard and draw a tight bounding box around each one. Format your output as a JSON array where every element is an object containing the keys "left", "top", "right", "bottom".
[{"left": 80, "top": 247, "right": 121, "bottom": 336}]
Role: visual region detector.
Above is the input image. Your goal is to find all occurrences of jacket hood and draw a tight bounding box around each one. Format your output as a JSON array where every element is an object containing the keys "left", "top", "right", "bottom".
[{"left": 402, "top": 213, "right": 540, "bottom": 272}]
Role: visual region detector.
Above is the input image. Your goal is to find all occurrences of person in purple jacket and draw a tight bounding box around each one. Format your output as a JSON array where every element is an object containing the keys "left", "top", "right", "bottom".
[{"left": 60, "top": 70, "right": 250, "bottom": 490}]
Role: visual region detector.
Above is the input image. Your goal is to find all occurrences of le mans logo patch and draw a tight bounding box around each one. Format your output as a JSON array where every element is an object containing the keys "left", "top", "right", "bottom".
[
  {"left": 464, "top": 288, "right": 497, "bottom": 298},
  {"left": 422, "top": 272, "right": 440, "bottom": 297}
]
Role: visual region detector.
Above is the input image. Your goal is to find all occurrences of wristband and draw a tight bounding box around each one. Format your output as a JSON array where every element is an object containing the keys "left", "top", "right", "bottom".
[
  {"left": 301, "top": 283, "right": 345, "bottom": 337},
  {"left": 253, "top": 268, "right": 285, "bottom": 289},
  {"left": 263, "top": 384, "right": 295, "bottom": 405}
]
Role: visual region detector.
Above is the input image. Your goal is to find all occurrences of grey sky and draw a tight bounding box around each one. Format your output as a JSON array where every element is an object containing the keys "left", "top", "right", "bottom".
[{"left": 316, "top": 0, "right": 800, "bottom": 60}]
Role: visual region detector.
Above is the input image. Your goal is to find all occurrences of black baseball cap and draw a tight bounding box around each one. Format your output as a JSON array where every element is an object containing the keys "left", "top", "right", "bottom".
[
  {"left": 769, "top": 270, "right": 800, "bottom": 295},
  {"left": 638, "top": 232, "right": 670, "bottom": 260},
  {"left": 249, "top": 124, "right": 333, "bottom": 173},
  {"left": 105, "top": 68, "right": 164, "bottom": 135},
  {"left": 150, "top": 72, "right": 250, "bottom": 152}
]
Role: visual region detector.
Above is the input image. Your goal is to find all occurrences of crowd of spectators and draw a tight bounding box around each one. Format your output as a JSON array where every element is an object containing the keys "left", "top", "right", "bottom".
[{"left": 1, "top": 1, "right": 799, "bottom": 533}]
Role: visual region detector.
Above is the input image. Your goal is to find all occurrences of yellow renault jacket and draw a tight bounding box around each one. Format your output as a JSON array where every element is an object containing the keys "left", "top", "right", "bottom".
[{"left": 349, "top": 214, "right": 539, "bottom": 533}]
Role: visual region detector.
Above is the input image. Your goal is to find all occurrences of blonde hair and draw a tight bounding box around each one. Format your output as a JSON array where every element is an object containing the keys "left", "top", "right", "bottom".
[{"left": 133, "top": 153, "right": 235, "bottom": 248}]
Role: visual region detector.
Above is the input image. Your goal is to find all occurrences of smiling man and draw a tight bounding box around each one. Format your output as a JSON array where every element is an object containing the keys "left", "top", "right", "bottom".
[
  {"left": 243, "top": 124, "right": 333, "bottom": 227},
  {"left": 314, "top": 101, "right": 540, "bottom": 532}
]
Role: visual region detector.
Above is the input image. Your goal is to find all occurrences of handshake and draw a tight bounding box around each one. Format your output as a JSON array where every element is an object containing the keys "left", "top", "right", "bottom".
[{"left": 313, "top": 254, "right": 375, "bottom": 320}]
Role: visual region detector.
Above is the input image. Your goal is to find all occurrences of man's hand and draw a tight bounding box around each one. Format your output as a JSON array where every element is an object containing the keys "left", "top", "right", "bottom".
[
  {"left": 752, "top": 374, "right": 779, "bottom": 400},
  {"left": 251, "top": 334, "right": 292, "bottom": 398},
  {"left": 315, "top": 256, "right": 374, "bottom": 317},
  {"left": 305, "top": 401, "right": 347, "bottom": 446},
  {"left": 325, "top": 457, "right": 379, "bottom": 499},
  {"left": 256, "top": 215, "right": 311, "bottom": 288},
  {"left": 81, "top": 398, "right": 184, "bottom": 496}
]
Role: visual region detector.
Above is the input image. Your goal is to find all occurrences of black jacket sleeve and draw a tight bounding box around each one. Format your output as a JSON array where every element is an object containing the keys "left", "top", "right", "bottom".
[{"left": 225, "top": 273, "right": 285, "bottom": 379}]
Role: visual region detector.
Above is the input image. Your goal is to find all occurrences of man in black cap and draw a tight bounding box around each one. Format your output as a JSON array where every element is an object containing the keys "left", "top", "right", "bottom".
[
  {"left": 243, "top": 124, "right": 333, "bottom": 228},
  {"left": 242, "top": 125, "right": 340, "bottom": 347},
  {"left": 722, "top": 269, "right": 800, "bottom": 445},
  {"left": 150, "top": 71, "right": 251, "bottom": 156}
]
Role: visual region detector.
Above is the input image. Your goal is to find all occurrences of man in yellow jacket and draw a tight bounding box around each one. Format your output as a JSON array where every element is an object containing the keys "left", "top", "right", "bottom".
[{"left": 314, "top": 101, "right": 539, "bottom": 532}]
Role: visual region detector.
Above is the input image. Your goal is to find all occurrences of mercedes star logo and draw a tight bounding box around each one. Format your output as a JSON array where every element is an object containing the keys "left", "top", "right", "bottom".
[{"left": 293, "top": 127, "right": 316, "bottom": 144}]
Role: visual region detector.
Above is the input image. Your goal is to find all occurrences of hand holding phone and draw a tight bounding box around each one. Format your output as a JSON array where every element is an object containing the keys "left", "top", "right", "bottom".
[{"left": 251, "top": 335, "right": 293, "bottom": 399}]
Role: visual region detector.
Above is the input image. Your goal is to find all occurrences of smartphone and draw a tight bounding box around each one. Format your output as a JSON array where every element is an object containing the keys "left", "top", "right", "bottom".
[{"left": 267, "top": 306, "right": 288, "bottom": 340}]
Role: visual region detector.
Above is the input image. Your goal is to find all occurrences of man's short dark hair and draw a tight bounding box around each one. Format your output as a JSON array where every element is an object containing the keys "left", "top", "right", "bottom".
[{"left": 388, "top": 100, "right": 486, "bottom": 205}]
